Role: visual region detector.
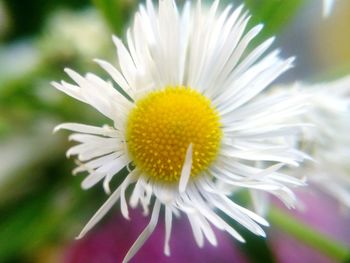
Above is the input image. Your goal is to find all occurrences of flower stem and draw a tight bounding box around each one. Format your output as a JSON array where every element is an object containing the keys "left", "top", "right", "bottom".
[
  {"left": 268, "top": 207, "right": 350, "bottom": 262},
  {"left": 92, "top": 0, "right": 135, "bottom": 34}
]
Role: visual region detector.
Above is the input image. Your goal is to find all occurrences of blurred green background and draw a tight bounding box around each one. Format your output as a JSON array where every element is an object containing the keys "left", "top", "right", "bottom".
[{"left": 0, "top": 0, "right": 350, "bottom": 262}]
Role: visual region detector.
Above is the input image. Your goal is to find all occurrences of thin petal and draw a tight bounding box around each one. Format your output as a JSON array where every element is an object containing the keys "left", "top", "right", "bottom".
[
  {"left": 122, "top": 200, "right": 161, "bottom": 263},
  {"left": 164, "top": 206, "right": 173, "bottom": 256},
  {"left": 179, "top": 143, "right": 193, "bottom": 193}
]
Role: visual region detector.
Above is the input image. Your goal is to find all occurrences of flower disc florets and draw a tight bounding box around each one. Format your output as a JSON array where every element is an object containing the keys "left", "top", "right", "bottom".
[{"left": 126, "top": 86, "right": 222, "bottom": 183}]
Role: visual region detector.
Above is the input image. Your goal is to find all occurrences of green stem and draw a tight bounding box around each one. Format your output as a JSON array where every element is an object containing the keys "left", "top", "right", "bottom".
[
  {"left": 268, "top": 207, "right": 350, "bottom": 262},
  {"left": 92, "top": 0, "right": 135, "bottom": 35}
]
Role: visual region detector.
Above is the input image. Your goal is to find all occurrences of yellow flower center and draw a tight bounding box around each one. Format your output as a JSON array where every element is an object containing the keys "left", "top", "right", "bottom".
[{"left": 126, "top": 86, "right": 222, "bottom": 184}]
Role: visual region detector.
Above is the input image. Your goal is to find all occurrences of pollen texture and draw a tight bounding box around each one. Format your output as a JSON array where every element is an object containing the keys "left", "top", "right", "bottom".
[{"left": 126, "top": 86, "right": 222, "bottom": 184}]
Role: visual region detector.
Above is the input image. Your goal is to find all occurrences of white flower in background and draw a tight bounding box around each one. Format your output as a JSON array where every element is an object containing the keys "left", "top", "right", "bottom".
[
  {"left": 323, "top": 0, "right": 336, "bottom": 17},
  {"left": 53, "top": 0, "right": 307, "bottom": 262},
  {"left": 41, "top": 9, "right": 111, "bottom": 58},
  {"left": 0, "top": 41, "right": 40, "bottom": 81},
  {"left": 250, "top": 77, "right": 350, "bottom": 215},
  {"left": 297, "top": 76, "right": 350, "bottom": 207}
]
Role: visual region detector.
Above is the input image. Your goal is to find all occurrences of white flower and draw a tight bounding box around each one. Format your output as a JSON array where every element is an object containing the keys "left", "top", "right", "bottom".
[
  {"left": 297, "top": 76, "right": 350, "bottom": 207},
  {"left": 53, "top": 0, "right": 307, "bottom": 262},
  {"left": 41, "top": 9, "right": 111, "bottom": 58}
]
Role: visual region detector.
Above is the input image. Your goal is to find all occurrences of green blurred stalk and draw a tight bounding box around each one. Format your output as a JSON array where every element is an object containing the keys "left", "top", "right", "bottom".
[
  {"left": 269, "top": 206, "right": 350, "bottom": 262},
  {"left": 245, "top": 0, "right": 305, "bottom": 44},
  {"left": 92, "top": 0, "right": 135, "bottom": 35}
]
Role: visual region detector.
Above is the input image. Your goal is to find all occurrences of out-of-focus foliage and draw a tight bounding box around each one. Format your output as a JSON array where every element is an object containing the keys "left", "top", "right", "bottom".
[
  {"left": 2, "top": 0, "right": 89, "bottom": 41},
  {"left": 0, "top": 0, "right": 118, "bottom": 261},
  {"left": 92, "top": 0, "right": 136, "bottom": 34}
]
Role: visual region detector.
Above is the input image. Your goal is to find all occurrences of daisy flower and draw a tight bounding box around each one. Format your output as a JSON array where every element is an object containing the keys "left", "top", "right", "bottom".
[
  {"left": 295, "top": 76, "right": 350, "bottom": 208},
  {"left": 53, "top": 0, "right": 307, "bottom": 261}
]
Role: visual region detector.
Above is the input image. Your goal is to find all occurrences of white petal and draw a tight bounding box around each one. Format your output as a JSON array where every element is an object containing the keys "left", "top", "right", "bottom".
[
  {"left": 73, "top": 152, "right": 121, "bottom": 174},
  {"left": 94, "top": 59, "right": 133, "bottom": 97},
  {"left": 122, "top": 200, "right": 161, "bottom": 263},
  {"left": 64, "top": 68, "right": 115, "bottom": 119},
  {"left": 54, "top": 123, "right": 118, "bottom": 137},
  {"left": 120, "top": 171, "right": 138, "bottom": 219},
  {"left": 51, "top": 81, "right": 84, "bottom": 103},
  {"left": 77, "top": 182, "right": 122, "bottom": 239},
  {"left": 112, "top": 36, "right": 137, "bottom": 89},
  {"left": 187, "top": 213, "right": 204, "bottom": 247},
  {"left": 164, "top": 206, "right": 173, "bottom": 256},
  {"left": 196, "top": 214, "right": 217, "bottom": 246},
  {"left": 81, "top": 155, "right": 129, "bottom": 189},
  {"left": 179, "top": 143, "right": 193, "bottom": 193}
]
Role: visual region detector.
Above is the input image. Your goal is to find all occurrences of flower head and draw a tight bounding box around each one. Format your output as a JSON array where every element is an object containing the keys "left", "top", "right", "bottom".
[
  {"left": 294, "top": 76, "right": 350, "bottom": 208},
  {"left": 54, "top": 0, "right": 307, "bottom": 261}
]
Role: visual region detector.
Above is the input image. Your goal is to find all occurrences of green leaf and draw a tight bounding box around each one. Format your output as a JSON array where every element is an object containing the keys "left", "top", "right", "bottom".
[
  {"left": 92, "top": 0, "right": 136, "bottom": 35},
  {"left": 0, "top": 192, "right": 54, "bottom": 261},
  {"left": 244, "top": 0, "right": 305, "bottom": 41},
  {"left": 269, "top": 206, "right": 350, "bottom": 262}
]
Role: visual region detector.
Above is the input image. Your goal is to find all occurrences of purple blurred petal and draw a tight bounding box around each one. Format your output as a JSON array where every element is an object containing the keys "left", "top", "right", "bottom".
[{"left": 64, "top": 209, "right": 249, "bottom": 263}]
